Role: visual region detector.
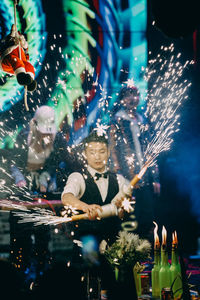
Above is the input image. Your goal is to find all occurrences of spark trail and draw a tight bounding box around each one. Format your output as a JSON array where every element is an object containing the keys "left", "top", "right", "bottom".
[{"left": 142, "top": 44, "right": 192, "bottom": 166}]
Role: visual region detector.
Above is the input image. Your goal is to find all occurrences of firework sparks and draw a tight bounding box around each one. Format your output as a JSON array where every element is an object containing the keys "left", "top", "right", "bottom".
[
  {"left": 141, "top": 44, "right": 192, "bottom": 167},
  {"left": 94, "top": 122, "right": 109, "bottom": 136},
  {"left": 125, "top": 154, "right": 135, "bottom": 167},
  {"left": 121, "top": 197, "right": 135, "bottom": 213},
  {"left": 123, "top": 78, "right": 135, "bottom": 88},
  {"left": 0, "top": 43, "right": 192, "bottom": 227},
  {"left": 110, "top": 44, "right": 192, "bottom": 172},
  {"left": 15, "top": 209, "right": 72, "bottom": 226}
]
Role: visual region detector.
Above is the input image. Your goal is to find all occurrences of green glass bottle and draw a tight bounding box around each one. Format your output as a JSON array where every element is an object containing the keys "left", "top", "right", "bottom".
[
  {"left": 133, "top": 265, "right": 142, "bottom": 297},
  {"left": 159, "top": 247, "right": 171, "bottom": 297},
  {"left": 170, "top": 247, "right": 182, "bottom": 298},
  {"left": 152, "top": 249, "right": 161, "bottom": 298}
]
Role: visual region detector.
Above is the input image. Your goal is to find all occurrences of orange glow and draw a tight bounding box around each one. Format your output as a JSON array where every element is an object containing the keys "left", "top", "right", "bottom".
[
  {"left": 172, "top": 231, "right": 178, "bottom": 247},
  {"left": 153, "top": 221, "right": 160, "bottom": 249},
  {"left": 162, "top": 225, "right": 167, "bottom": 247}
]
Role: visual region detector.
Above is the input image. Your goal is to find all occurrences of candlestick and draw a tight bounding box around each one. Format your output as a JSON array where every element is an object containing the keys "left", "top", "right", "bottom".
[{"left": 159, "top": 226, "right": 171, "bottom": 297}]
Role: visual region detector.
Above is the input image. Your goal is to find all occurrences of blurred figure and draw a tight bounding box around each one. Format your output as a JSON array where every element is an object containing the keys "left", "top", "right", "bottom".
[
  {"left": 9, "top": 105, "right": 74, "bottom": 287},
  {"left": 109, "top": 86, "right": 161, "bottom": 239},
  {"left": 11, "top": 105, "right": 71, "bottom": 193}
]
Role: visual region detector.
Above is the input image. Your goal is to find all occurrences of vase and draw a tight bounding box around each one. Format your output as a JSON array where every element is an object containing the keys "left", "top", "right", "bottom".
[
  {"left": 133, "top": 265, "right": 142, "bottom": 297},
  {"left": 114, "top": 266, "right": 138, "bottom": 300}
]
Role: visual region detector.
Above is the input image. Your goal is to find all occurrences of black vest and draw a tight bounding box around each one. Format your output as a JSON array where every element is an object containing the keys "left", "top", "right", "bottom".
[{"left": 74, "top": 170, "right": 121, "bottom": 243}]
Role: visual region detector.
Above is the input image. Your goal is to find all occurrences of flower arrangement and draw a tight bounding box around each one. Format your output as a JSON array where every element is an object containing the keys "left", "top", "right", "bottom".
[{"left": 102, "top": 231, "right": 151, "bottom": 268}]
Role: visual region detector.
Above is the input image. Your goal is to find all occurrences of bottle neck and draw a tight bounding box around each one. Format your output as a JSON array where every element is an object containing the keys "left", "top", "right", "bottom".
[
  {"left": 171, "top": 248, "right": 179, "bottom": 265},
  {"left": 154, "top": 249, "right": 161, "bottom": 265},
  {"left": 161, "top": 249, "right": 168, "bottom": 266}
]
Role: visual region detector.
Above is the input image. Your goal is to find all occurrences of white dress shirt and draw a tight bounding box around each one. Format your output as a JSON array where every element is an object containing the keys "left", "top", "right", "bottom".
[{"left": 62, "top": 165, "right": 129, "bottom": 202}]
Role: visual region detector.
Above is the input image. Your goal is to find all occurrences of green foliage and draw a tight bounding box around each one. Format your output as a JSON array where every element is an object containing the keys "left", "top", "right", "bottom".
[{"left": 103, "top": 231, "right": 151, "bottom": 268}]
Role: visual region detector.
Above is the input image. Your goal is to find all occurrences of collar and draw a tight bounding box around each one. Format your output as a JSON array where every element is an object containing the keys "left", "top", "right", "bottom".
[{"left": 87, "top": 165, "right": 108, "bottom": 178}]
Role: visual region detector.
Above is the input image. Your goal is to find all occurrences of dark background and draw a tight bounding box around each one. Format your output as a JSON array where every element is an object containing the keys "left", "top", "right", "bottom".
[{"left": 148, "top": 0, "right": 200, "bottom": 254}]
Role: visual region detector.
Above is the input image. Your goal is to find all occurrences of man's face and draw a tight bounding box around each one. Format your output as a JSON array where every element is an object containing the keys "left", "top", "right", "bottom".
[
  {"left": 36, "top": 131, "right": 54, "bottom": 145},
  {"left": 84, "top": 142, "right": 109, "bottom": 172}
]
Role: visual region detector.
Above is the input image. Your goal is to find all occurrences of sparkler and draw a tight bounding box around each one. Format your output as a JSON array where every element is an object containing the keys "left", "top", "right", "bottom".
[{"left": 143, "top": 44, "right": 192, "bottom": 166}]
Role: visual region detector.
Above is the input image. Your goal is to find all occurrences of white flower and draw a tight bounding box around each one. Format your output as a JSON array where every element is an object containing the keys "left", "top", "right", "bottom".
[
  {"left": 99, "top": 239, "right": 108, "bottom": 254},
  {"left": 104, "top": 230, "right": 151, "bottom": 267},
  {"left": 136, "top": 240, "right": 151, "bottom": 253}
]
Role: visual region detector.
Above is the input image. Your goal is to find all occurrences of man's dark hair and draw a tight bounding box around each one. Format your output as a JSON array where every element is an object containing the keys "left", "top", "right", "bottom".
[
  {"left": 118, "top": 86, "right": 140, "bottom": 100},
  {"left": 83, "top": 130, "right": 108, "bottom": 149}
]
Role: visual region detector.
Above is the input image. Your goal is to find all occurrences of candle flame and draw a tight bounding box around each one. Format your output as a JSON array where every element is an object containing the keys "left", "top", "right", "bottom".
[
  {"left": 153, "top": 221, "right": 160, "bottom": 249},
  {"left": 162, "top": 225, "right": 167, "bottom": 246},
  {"left": 172, "top": 230, "right": 178, "bottom": 247}
]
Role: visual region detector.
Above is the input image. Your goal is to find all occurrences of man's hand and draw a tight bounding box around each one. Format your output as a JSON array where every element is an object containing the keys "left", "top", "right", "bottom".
[
  {"left": 118, "top": 207, "right": 125, "bottom": 220},
  {"left": 115, "top": 196, "right": 135, "bottom": 218},
  {"left": 114, "top": 197, "right": 123, "bottom": 208},
  {"left": 80, "top": 203, "right": 103, "bottom": 220}
]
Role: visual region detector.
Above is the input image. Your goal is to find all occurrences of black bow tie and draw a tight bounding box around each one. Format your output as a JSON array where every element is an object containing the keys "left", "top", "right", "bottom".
[{"left": 94, "top": 172, "right": 108, "bottom": 180}]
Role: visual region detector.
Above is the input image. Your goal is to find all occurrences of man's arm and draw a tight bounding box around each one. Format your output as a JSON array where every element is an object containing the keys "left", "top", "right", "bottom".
[
  {"left": 62, "top": 192, "right": 90, "bottom": 212},
  {"left": 62, "top": 192, "right": 102, "bottom": 220}
]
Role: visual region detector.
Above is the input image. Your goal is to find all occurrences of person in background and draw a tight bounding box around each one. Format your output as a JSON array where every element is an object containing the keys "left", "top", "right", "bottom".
[
  {"left": 109, "top": 85, "right": 161, "bottom": 240},
  {"left": 61, "top": 130, "right": 130, "bottom": 300},
  {"left": 11, "top": 105, "right": 72, "bottom": 193},
  {"left": 9, "top": 105, "right": 74, "bottom": 287}
]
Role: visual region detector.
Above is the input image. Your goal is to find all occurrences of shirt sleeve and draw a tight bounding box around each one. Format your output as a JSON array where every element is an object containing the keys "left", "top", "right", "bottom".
[{"left": 61, "top": 172, "right": 85, "bottom": 199}]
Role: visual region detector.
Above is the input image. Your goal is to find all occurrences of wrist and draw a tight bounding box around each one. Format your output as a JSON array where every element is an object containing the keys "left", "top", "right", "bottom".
[{"left": 79, "top": 202, "right": 89, "bottom": 212}]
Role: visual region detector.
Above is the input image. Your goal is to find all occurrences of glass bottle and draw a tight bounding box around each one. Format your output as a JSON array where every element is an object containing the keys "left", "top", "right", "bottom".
[
  {"left": 159, "top": 247, "right": 171, "bottom": 297},
  {"left": 152, "top": 248, "right": 161, "bottom": 298},
  {"left": 170, "top": 247, "right": 182, "bottom": 298}
]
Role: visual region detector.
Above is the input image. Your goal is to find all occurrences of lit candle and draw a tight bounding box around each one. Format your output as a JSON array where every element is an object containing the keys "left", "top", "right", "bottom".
[
  {"left": 162, "top": 225, "right": 167, "bottom": 250},
  {"left": 172, "top": 231, "right": 178, "bottom": 249},
  {"left": 151, "top": 222, "right": 161, "bottom": 298},
  {"left": 170, "top": 231, "right": 182, "bottom": 298},
  {"left": 159, "top": 226, "right": 171, "bottom": 295},
  {"left": 154, "top": 221, "right": 160, "bottom": 250}
]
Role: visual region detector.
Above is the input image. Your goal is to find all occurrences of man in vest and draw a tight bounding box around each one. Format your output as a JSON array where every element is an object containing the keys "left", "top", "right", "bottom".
[{"left": 61, "top": 130, "right": 130, "bottom": 300}]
